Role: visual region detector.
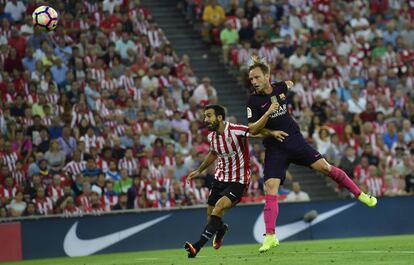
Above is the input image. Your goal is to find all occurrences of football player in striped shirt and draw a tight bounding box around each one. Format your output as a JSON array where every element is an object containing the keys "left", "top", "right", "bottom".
[{"left": 184, "top": 104, "right": 286, "bottom": 258}]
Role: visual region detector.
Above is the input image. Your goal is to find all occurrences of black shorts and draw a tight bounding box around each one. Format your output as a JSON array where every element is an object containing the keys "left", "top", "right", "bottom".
[
  {"left": 207, "top": 179, "right": 247, "bottom": 207},
  {"left": 263, "top": 134, "right": 322, "bottom": 184}
]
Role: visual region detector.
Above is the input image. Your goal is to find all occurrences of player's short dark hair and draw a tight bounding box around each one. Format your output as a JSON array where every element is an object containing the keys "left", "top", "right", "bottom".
[
  {"left": 204, "top": 104, "right": 226, "bottom": 120},
  {"left": 248, "top": 56, "right": 270, "bottom": 74}
]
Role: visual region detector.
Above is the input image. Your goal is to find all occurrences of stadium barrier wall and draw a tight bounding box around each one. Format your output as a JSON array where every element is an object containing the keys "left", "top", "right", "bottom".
[{"left": 1, "top": 196, "right": 414, "bottom": 261}]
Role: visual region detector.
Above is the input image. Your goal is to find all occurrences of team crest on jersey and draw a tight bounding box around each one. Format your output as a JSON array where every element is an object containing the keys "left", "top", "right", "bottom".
[
  {"left": 279, "top": 93, "right": 286, "bottom": 100},
  {"left": 247, "top": 107, "right": 252, "bottom": 118}
]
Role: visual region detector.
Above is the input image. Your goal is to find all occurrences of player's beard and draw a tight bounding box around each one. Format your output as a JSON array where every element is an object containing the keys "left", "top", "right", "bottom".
[{"left": 207, "top": 120, "right": 219, "bottom": 131}]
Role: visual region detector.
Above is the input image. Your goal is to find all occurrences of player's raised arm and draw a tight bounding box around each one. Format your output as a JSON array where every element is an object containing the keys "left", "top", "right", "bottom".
[
  {"left": 248, "top": 102, "right": 279, "bottom": 135},
  {"left": 187, "top": 151, "right": 217, "bottom": 182}
]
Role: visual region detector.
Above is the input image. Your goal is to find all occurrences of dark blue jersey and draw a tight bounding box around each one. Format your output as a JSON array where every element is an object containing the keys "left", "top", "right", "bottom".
[{"left": 247, "top": 81, "right": 301, "bottom": 146}]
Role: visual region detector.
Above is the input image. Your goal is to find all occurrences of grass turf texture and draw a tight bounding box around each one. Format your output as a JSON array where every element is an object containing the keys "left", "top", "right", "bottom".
[{"left": 5, "top": 235, "right": 414, "bottom": 265}]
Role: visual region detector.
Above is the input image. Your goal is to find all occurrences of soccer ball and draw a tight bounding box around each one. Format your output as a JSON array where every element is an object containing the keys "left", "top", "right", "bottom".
[{"left": 32, "top": 6, "right": 59, "bottom": 31}]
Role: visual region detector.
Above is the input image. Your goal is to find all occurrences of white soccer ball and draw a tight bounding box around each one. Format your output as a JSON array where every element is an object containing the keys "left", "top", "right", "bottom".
[{"left": 32, "top": 6, "right": 59, "bottom": 31}]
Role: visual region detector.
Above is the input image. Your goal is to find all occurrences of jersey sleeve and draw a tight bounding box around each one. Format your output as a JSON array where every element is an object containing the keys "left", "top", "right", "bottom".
[
  {"left": 231, "top": 124, "right": 250, "bottom": 138},
  {"left": 247, "top": 97, "right": 259, "bottom": 124}
]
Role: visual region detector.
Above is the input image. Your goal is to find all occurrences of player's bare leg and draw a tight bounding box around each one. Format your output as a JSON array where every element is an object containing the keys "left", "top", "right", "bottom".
[
  {"left": 185, "top": 196, "right": 232, "bottom": 258},
  {"left": 311, "top": 158, "right": 377, "bottom": 207},
  {"left": 259, "top": 178, "right": 281, "bottom": 253}
]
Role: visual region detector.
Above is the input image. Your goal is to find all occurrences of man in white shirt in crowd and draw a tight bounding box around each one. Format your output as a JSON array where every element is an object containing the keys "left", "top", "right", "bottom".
[
  {"left": 191, "top": 77, "right": 217, "bottom": 105},
  {"left": 285, "top": 182, "right": 310, "bottom": 202}
]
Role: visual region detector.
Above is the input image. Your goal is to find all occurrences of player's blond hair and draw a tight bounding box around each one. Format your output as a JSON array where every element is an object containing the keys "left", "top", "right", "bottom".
[{"left": 248, "top": 56, "right": 270, "bottom": 75}]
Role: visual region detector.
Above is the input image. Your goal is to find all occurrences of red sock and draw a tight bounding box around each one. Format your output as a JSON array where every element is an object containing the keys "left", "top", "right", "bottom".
[
  {"left": 264, "top": 194, "right": 278, "bottom": 235},
  {"left": 329, "top": 166, "right": 361, "bottom": 197}
]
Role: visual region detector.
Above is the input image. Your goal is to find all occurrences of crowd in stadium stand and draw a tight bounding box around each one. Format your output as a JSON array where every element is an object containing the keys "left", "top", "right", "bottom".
[
  {"left": 183, "top": 0, "right": 414, "bottom": 197},
  {"left": 0, "top": 0, "right": 413, "bottom": 218},
  {"left": 0, "top": 0, "right": 232, "bottom": 217}
]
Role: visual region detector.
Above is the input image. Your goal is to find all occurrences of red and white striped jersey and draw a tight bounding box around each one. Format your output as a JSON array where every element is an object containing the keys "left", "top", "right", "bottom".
[
  {"left": 79, "top": 134, "right": 105, "bottom": 153},
  {"left": 189, "top": 186, "right": 209, "bottom": 204},
  {"left": 84, "top": 1, "right": 98, "bottom": 14},
  {"left": 1, "top": 151, "right": 18, "bottom": 172},
  {"left": 147, "top": 29, "right": 162, "bottom": 48},
  {"left": 76, "top": 194, "right": 91, "bottom": 210},
  {"left": 365, "top": 176, "right": 385, "bottom": 197},
  {"left": 42, "top": 117, "right": 52, "bottom": 126},
  {"left": 326, "top": 76, "right": 343, "bottom": 90},
  {"left": 354, "top": 165, "right": 369, "bottom": 184},
  {"left": 33, "top": 196, "right": 54, "bottom": 215},
  {"left": 11, "top": 170, "right": 26, "bottom": 187},
  {"left": 22, "top": 117, "right": 34, "bottom": 128},
  {"left": 0, "top": 186, "right": 17, "bottom": 199},
  {"left": 26, "top": 93, "right": 37, "bottom": 105},
  {"left": 92, "top": 11, "right": 104, "bottom": 26},
  {"left": 91, "top": 68, "right": 105, "bottom": 83},
  {"left": 127, "top": 87, "right": 142, "bottom": 101},
  {"left": 207, "top": 122, "right": 250, "bottom": 184},
  {"left": 70, "top": 110, "right": 96, "bottom": 128},
  {"left": 118, "top": 75, "right": 134, "bottom": 89},
  {"left": 96, "top": 158, "right": 109, "bottom": 173},
  {"left": 134, "top": 20, "right": 149, "bottom": 35},
  {"left": 47, "top": 184, "right": 64, "bottom": 203},
  {"left": 149, "top": 165, "right": 165, "bottom": 179},
  {"left": 103, "top": 193, "right": 118, "bottom": 211},
  {"left": 46, "top": 93, "right": 59, "bottom": 105},
  {"left": 101, "top": 78, "right": 118, "bottom": 91},
  {"left": 258, "top": 46, "right": 279, "bottom": 65},
  {"left": 111, "top": 123, "right": 126, "bottom": 137},
  {"left": 118, "top": 158, "right": 139, "bottom": 176},
  {"left": 163, "top": 156, "right": 175, "bottom": 167},
  {"left": 63, "top": 160, "right": 87, "bottom": 179}
]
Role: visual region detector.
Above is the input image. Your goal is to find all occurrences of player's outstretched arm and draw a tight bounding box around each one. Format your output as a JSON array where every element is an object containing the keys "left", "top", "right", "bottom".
[
  {"left": 248, "top": 128, "right": 289, "bottom": 142},
  {"left": 187, "top": 151, "right": 217, "bottom": 182},
  {"left": 248, "top": 102, "right": 279, "bottom": 135},
  {"left": 248, "top": 128, "right": 272, "bottom": 138}
]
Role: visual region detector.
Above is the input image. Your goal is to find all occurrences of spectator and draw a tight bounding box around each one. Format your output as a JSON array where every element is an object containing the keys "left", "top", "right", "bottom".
[
  {"left": 364, "top": 165, "right": 385, "bottom": 197},
  {"left": 4, "top": 0, "right": 26, "bottom": 22},
  {"left": 44, "top": 140, "right": 66, "bottom": 173},
  {"left": 201, "top": 0, "right": 226, "bottom": 43},
  {"left": 22, "top": 201, "right": 38, "bottom": 216},
  {"left": 58, "top": 127, "right": 77, "bottom": 159},
  {"left": 191, "top": 77, "right": 217, "bottom": 105},
  {"left": 82, "top": 158, "right": 101, "bottom": 182},
  {"left": 113, "top": 192, "right": 128, "bottom": 210},
  {"left": 339, "top": 146, "right": 359, "bottom": 180},
  {"left": 174, "top": 152, "right": 190, "bottom": 180},
  {"left": 33, "top": 186, "right": 53, "bottom": 215},
  {"left": 7, "top": 191, "right": 26, "bottom": 217},
  {"left": 114, "top": 168, "right": 133, "bottom": 194},
  {"left": 220, "top": 20, "right": 239, "bottom": 64},
  {"left": 284, "top": 182, "right": 310, "bottom": 202}
]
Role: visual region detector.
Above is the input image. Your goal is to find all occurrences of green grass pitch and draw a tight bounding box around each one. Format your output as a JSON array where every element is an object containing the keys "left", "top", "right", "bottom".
[{"left": 5, "top": 235, "right": 414, "bottom": 265}]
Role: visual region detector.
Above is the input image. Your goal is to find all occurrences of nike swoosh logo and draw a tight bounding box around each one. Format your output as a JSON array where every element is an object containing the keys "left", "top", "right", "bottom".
[
  {"left": 63, "top": 214, "right": 171, "bottom": 257},
  {"left": 261, "top": 102, "right": 269, "bottom": 108},
  {"left": 253, "top": 203, "right": 356, "bottom": 242}
]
